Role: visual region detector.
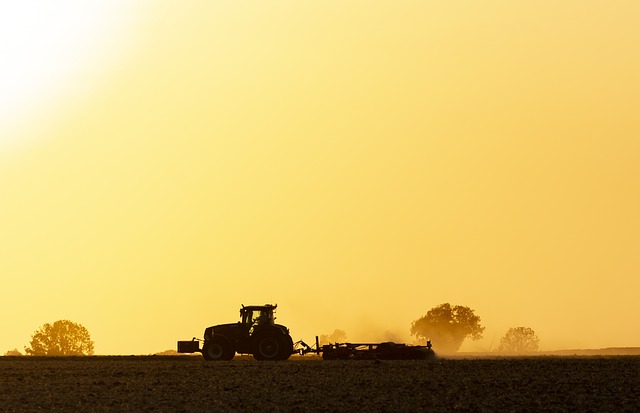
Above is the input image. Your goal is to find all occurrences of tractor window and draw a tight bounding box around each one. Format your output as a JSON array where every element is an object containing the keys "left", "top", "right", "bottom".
[
  {"left": 255, "top": 309, "right": 274, "bottom": 325},
  {"left": 245, "top": 311, "right": 254, "bottom": 326}
]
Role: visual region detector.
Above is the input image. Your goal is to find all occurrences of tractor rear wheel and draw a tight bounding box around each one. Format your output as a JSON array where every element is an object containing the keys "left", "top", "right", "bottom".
[
  {"left": 277, "top": 334, "right": 294, "bottom": 361},
  {"left": 253, "top": 334, "right": 286, "bottom": 361},
  {"left": 202, "top": 337, "right": 234, "bottom": 361}
]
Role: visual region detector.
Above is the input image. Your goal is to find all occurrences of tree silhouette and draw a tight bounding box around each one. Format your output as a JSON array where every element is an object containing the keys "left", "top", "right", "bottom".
[
  {"left": 4, "top": 348, "right": 22, "bottom": 356},
  {"left": 25, "top": 320, "right": 94, "bottom": 356},
  {"left": 410, "top": 303, "right": 485, "bottom": 353},
  {"left": 318, "top": 329, "right": 347, "bottom": 345},
  {"left": 495, "top": 327, "right": 540, "bottom": 353}
]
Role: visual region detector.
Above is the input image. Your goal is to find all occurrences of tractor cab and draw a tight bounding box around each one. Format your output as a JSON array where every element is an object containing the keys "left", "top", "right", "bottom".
[{"left": 240, "top": 304, "right": 276, "bottom": 332}]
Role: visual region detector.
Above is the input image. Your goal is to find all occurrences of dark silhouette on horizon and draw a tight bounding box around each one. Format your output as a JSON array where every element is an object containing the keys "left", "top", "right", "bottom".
[
  {"left": 411, "top": 303, "right": 485, "bottom": 353},
  {"left": 25, "top": 320, "right": 94, "bottom": 356}
]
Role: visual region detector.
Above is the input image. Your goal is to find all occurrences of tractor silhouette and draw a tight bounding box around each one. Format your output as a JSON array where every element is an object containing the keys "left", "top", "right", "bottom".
[{"left": 178, "top": 304, "right": 293, "bottom": 361}]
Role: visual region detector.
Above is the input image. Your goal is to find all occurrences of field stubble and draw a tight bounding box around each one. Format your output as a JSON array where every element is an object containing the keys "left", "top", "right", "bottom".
[{"left": 0, "top": 356, "right": 638, "bottom": 412}]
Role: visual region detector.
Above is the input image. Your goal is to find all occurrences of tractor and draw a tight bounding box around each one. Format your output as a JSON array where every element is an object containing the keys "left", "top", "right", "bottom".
[{"left": 177, "top": 304, "right": 294, "bottom": 361}]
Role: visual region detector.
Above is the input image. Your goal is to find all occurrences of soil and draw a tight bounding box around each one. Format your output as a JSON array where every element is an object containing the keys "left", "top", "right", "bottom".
[{"left": 1, "top": 356, "right": 638, "bottom": 412}]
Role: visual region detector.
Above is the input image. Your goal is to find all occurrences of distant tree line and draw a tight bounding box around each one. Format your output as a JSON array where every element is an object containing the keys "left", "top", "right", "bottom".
[
  {"left": 24, "top": 320, "right": 94, "bottom": 356},
  {"left": 409, "top": 302, "right": 540, "bottom": 354},
  {"left": 495, "top": 327, "right": 540, "bottom": 353},
  {"left": 410, "top": 303, "right": 485, "bottom": 353}
]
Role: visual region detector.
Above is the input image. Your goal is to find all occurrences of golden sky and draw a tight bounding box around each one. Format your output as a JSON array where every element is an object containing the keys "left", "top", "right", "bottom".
[{"left": 2, "top": 1, "right": 639, "bottom": 355}]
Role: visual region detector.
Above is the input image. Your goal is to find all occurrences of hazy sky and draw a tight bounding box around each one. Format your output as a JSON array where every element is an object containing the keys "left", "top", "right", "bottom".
[{"left": 2, "top": 1, "right": 639, "bottom": 355}]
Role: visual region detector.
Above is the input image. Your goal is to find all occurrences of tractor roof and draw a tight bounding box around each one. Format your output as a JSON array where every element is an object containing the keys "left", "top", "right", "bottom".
[{"left": 240, "top": 304, "right": 277, "bottom": 312}]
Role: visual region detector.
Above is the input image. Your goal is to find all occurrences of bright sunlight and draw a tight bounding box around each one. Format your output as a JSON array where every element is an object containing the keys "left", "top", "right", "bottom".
[{"left": 0, "top": 1, "right": 136, "bottom": 150}]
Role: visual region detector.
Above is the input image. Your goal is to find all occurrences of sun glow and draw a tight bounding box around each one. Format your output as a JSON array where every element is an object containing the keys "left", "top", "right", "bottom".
[{"left": 0, "top": 1, "right": 137, "bottom": 150}]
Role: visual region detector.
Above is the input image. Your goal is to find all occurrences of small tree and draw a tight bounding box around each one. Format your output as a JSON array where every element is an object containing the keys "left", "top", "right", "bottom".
[
  {"left": 410, "top": 303, "right": 485, "bottom": 353},
  {"left": 25, "top": 320, "right": 94, "bottom": 356},
  {"left": 318, "top": 329, "right": 348, "bottom": 345},
  {"left": 4, "top": 348, "right": 22, "bottom": 356},
  {"left": 495, "top": 327, "right": 539, "bottom": 353}
]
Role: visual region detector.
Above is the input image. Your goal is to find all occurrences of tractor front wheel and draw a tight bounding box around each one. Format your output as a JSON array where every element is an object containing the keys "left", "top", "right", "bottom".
[{"left": 202, "top": 337, "right": 234, "bottom": 361}]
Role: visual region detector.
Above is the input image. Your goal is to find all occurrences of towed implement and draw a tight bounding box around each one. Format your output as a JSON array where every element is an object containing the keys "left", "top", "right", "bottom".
[
  {"left": 317, "top": 341, "right": 433, "bottom": 360},
  {"left": 177, "top": 304, "right": 435, "bottom": 361},
  {"left": 294, "top": 337, "right": 434, "bottom": 360}
]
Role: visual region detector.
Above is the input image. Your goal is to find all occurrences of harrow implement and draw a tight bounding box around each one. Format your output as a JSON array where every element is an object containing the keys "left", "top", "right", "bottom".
[{"left": 296, "top": 337, "right": 435, "bottom": 360}]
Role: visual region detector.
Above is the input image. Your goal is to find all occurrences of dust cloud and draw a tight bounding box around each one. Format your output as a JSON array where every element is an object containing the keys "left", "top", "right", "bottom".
[{"left": 316, "top": 327, "right": 416, "bottom": 346}]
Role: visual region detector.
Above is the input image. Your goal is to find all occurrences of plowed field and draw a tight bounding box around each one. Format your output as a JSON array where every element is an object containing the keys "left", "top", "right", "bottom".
[{"left": 1, "top": 356, "right": 638, "bottom": 412}]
